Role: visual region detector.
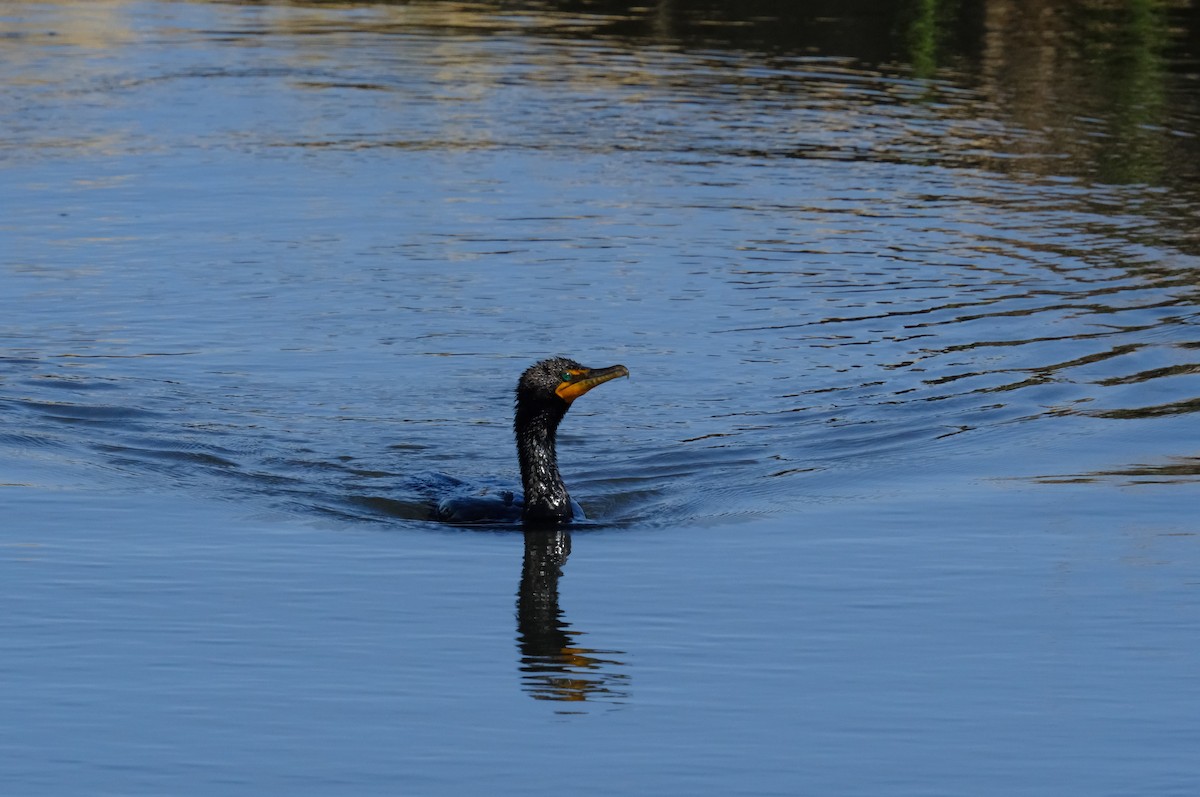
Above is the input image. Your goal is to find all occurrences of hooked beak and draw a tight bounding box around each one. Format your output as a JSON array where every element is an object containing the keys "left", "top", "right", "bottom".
[{"left": 555, "top": 364, "right": 629, "bottom": 404}]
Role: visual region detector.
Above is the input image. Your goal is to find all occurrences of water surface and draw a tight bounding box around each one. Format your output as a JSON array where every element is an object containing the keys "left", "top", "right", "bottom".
[{"left": 2, "top": 1, "right": 1199, "bottom": 794}]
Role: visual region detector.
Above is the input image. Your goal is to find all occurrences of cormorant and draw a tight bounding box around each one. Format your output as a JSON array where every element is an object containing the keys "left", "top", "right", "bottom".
[{"left": 435, "top": 357, "right": 629, "bottom": 525}]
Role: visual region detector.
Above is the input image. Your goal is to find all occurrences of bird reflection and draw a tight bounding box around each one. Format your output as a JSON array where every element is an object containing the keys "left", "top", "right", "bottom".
[{"left": 516, "top": 530, "right": 629, "bottom": 707}]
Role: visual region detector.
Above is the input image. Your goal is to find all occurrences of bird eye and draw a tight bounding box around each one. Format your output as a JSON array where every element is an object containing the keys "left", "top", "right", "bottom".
[{"left": 560, "top": 371, "right": 573, "bottom": 382}]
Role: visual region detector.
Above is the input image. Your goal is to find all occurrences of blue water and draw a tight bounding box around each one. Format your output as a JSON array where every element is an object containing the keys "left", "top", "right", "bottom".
[{"left": 2, "top": 1, "right": 1199, "bottom": 794}]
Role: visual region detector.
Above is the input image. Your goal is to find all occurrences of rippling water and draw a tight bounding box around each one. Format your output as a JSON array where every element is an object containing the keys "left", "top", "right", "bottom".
[{"left": 2, "top": 1, "right": 1199, "bottom": 794}]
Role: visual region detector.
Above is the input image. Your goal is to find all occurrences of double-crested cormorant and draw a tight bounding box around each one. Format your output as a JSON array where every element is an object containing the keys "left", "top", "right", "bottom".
[{"left": 436, "top": 357, "right": 629, "bottom": 525}]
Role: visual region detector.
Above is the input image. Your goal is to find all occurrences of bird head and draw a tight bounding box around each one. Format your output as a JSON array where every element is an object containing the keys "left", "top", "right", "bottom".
[{"left": 516, "top": 357, "right": 630, "bottom": 409}]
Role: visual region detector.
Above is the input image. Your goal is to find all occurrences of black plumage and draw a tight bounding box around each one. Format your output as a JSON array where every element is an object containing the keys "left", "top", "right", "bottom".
[{"left": 436, "top": 357, "right": 628, "bottom": 525}]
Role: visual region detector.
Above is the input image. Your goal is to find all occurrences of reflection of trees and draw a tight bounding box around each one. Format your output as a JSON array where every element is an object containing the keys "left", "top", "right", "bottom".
[
  {"left": 516, "top": 530, "right": 629, "bottom": 708},
  {"left": 977, "top": 0, "right": 1177, "bottom": 186},
  {"left": 260, "top": 0, "right": 1195, "bottom": 190},
  {"left": 25, "top": 0, "right": 1192, "bottom": 191}
]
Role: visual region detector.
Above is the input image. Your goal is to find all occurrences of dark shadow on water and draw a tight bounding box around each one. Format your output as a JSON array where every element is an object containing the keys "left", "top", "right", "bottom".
[
  {"left": 517, "top": 530, "right": 630, "bottom": 710},
  {"left": 1034, "top": 455, "right": 1200, "bottom": 486}
]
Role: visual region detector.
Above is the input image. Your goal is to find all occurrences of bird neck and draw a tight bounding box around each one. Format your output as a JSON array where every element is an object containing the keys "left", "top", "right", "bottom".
[{"left": 515, "top": 402, "right": 572, "bottom": 522}]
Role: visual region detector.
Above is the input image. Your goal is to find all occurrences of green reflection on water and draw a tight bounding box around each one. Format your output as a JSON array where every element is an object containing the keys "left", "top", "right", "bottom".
[{"left": 1085, "top": 0, "right": 1171, "bottom": 185}]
